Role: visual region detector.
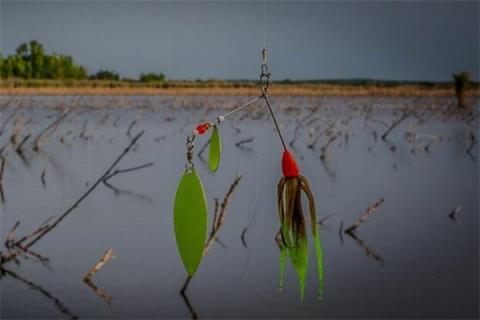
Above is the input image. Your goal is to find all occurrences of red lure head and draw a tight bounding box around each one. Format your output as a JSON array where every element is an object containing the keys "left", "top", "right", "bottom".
[
  {"left": 194, "top": 123, "right": 212, "bottom": 135},
  {"left": 282, "top": 149, "right": 300, "bottom": 178}
]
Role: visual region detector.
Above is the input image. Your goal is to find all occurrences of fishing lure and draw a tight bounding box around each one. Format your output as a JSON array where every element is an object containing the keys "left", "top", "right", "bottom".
[
  {"left": 277, "top": 151, "right": 324, "bottom": 300},
  {"left": 173, "top": 50, "right": 324, "bottom": 299}
]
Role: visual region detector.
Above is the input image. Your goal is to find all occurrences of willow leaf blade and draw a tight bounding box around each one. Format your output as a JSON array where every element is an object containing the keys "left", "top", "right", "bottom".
[
  {"left": 208, "top": 125, "right": 221, "bottom": 172},
  {"left": 173, "top": 169, "right": 208, "bottom": 276}
]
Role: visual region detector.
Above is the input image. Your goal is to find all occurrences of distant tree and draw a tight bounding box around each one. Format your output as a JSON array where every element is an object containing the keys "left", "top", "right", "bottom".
[
  {"left": 30, "top": 40, "right": 45, "bottom": 78},
  {"left": 1, "top": 40, "right": 88, "bottom": 80},
  {"left": 1, "top": 56, "right": 14, "bottom": 78},
  {"left": 453, "top": 72, "right": 470, "bottom": 108},
  {"left": 91, "top": 69, "right": 120, "bottom": 81},
  {"left": 140, "top": 72, "right": 165, "bottom": 82},
  {"left": 16, "top": 43, "right": 29, "bottom": 58}
]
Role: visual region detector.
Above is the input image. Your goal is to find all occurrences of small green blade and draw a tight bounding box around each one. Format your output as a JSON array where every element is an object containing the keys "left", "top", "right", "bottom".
[
  {"left": 173, "top": 169, "right": 208, "bottom": 276},
  {"left": 208, "top": 126, "right": 221, "bottom": 172}
]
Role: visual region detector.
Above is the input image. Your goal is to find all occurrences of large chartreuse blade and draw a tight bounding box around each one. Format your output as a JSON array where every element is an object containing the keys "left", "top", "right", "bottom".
[
  {"left": 173, "top": 169, "right": 208, "bottom": 276},
  {"left": 288, "top": 236, "right": 308, "bottom": 301},
  {"left": 208, "top": 126, "right": 221, "bottom": 172}
]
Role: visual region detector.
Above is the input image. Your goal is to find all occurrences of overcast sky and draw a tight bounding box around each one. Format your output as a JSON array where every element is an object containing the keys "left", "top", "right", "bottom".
[{"left": 1, "top": 0, "right": 478, "bottom": 81}]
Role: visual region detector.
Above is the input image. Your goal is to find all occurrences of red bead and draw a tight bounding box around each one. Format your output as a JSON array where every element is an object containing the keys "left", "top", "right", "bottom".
[
  {"left": 195, "top": 123, "right": 211, "bottom": 135},
  {"left": 282, "top": 150, "right": 300, "bottom": 177}
]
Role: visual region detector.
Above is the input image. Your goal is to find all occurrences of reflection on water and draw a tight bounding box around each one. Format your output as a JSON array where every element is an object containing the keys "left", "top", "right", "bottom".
[{"left": 0, "top": 96, "right": 478, "bottom": 319}]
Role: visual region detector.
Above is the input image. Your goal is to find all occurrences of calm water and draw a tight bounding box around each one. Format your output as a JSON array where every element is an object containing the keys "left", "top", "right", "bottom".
[{"left": 0, "top": 96, "right": 478, "bottom": 319}]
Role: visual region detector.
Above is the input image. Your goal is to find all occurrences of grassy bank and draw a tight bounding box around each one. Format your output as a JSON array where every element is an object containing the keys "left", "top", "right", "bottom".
[{"left": 1, "top": 79, "right": 479, "bottom": 96}]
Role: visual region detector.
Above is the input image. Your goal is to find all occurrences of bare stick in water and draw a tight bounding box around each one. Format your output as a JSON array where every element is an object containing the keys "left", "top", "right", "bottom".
[
  {"left": 33, "top": 108, "right": 71, "bottom": 152},
  {"left": 103, "top": 162, "right": 154, "bottom": 183},
  {"left": 41, "top": 169, "right": 47, "bottom": 187},
  {"left": 345, "top": 198, "right": 385, "bottom": 234},
  {"left": 15, "top": 134, "right": 31, "bottom": 155},
  {"left": 204, "top": 174, "right": 243, "bottom": 254},
  {"left": 318, "top": 215, "right": 331, "bottom": 226},
  {"left": 0, "top": 155, "right": 5, "bottom": 202},
  {"left": 320, "top": 134, "right": 338, "bottom": 161},
  {"left": 1, "top": 130, "right": 145, "bottom": 265},
  {"left": 448, "top": 206, "right": 462, "bottom": 224},
  {"left": 241, "top": 227, "right": 248, "bottom": 248},
  {"left": 235, "top": 137, "right": 255, "bottom": 148},
  {"left": 84, "top": 248, "right": 115, "bottom": 281},
  {"left": 466, "top": 132, "right": 477, "bottom": 155},
  {"left": 382, "top": 113, "right": 410, "bottom": 140}
]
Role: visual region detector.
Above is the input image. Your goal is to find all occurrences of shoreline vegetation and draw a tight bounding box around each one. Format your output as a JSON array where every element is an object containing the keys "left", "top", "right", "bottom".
[
  {"left": 1, "top": 40, "right": 479, "bottom": 97},
  {"left": 1, "top": 79, "right": 479, "bottom": 96}
]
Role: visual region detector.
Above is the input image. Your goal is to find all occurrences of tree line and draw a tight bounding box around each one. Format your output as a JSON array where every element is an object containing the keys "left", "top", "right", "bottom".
[{"left": 0, "top": 40, "right": 165, "bottom": 81}]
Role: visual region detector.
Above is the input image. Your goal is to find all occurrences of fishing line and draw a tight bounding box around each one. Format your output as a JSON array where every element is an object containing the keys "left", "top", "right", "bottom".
[
  {"left": 222, "top": 96, "right": 261, "bottom": 119},
  {"left": 263, "top": 0, "right": 267, "bottom": 50}
]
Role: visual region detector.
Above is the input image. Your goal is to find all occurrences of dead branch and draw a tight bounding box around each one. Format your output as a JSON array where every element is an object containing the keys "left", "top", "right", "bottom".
[
  {"left": 113, "top": 116, "right": 121, "bottom": 127},
  {"left": 15, "top": 134, "right": 31, "bottom": 155},
  {"left": 103, "top": 162, "right": 154, "bottom": 182},
  {"left": 229, "top": 123, "right": 242, "bottom": 134},
  {"left": 0, "top": 155, "right": 5, "bottom": 202},
  {"left": 235, "top": 137, "right": 254, "bottom": 148},
  {"left": 345, "top": 198, "right": 385, "bottom": 234},
  {"left": 126, "top": 119, "right": 137, "bottom": 137},
  {"left": 102, "top": 179, "right": 153, "bottom": 202},
  {"left": 15, "top": 244, "right": 50, "bottom": 267},
  {"left": 0, "top": 155, "right": 5, "bottom": 186},
  {"left": 59, "top": 130, "right": 73, "bottom": 143},
  {"left": 10, "top": 115, "right": 26, "bottom": 145},
  {"left": 83, "top": 248, "right": 114, "bottom": 281},
  {"left": 466, "top": 132, "right": 477, "bottom": 154},
  {"left": 307, "top": 121, "right": 336, "bottom": 149},
  {"left": 320, "top": 134, "right": 338, "bottom": 161},
  {"left": 241, "top": 227, "right": 248, "bottom": 248},
  {"left": 12, "top": 216, "right": 54, "bottom": 247},
  {"left": 204, "top": 174, "right": 242, "bottom": 255},
  {"left": 318, "top": 215, "right": 331, "bottom": 226},
  {"left": 338, "top": 220, "right": 344, "bottom": 245},
  {"left": 289, "top": 108, "right": 318, "bottom": 146},
  {"left": 41, "top": 169, "right": 46, "bottom": 187},
  {"left": 1, "top": 130, "right": 145, "bottom": 265},
  {"left": 5, "top": 221, "right": 20, "bottom": 248},
  {"left": 448, "top": 206, "right": 462, "bottom": 224},
  {"left": 381, "top": 113, "right": 410, "bottom": 140},
  {"left": 79, "top": 119, "right": 89, "bottom": 140},
  {"left": 32, "top": 108, "right": 71, "bottom": 152}
]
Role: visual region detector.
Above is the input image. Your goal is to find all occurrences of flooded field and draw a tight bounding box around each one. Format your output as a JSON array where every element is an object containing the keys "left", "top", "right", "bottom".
[{"left": 0, "top": 95, "right": 478, "bottom": 319}]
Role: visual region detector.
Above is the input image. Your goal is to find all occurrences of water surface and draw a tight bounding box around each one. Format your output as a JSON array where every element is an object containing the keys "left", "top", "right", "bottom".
[{"left": 1, "top": 96, "right": 478, "bottom": 319}]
